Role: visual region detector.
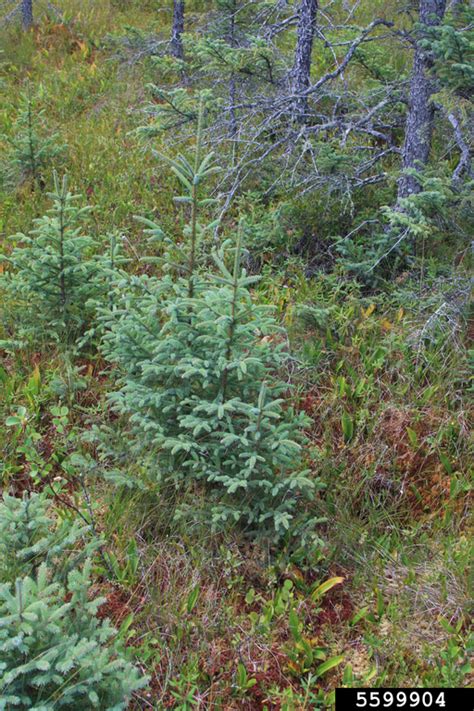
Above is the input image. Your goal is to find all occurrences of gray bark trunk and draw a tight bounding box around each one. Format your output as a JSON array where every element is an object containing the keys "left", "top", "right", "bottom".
[
  {"left": 170, "top": 0, "right": 185, "bottom": 59},
  {"left": 228, "top": 0, "right": 237, "bottom": 138},
  {"left": 397, "top": 0, "right": 446, "bottom": 199},
  {"left": 21, "top": 0, "right": 33, "bottom": 30},
  {"left": 446, "top": 110, "right": 473, "bottom": 185},
  {"left": 291, "top": 0, "right": 318, "bottom": 121}
]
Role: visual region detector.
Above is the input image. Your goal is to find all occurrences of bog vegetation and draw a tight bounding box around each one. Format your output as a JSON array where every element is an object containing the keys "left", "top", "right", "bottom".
[{"left": 0, "top": 1, "right": 472, "bottom": 708}]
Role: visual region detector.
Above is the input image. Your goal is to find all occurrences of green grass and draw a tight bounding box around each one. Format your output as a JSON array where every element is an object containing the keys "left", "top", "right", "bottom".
[{"left": 0, "top": 4, "right": 472, "bottom": 708}]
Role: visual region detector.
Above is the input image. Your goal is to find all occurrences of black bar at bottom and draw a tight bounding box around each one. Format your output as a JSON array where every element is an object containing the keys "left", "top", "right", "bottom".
[{"left": 336, "top": 688, "right": 472, "bottom": 711}]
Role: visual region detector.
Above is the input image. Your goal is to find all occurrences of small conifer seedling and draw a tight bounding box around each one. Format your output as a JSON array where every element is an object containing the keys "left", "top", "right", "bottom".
[
  {"left": 0, "top": 91, "right": 66, "bottom": 190},
  {"left": 102, "top": 131, "right": 318, "bottom": 540},
  {"left": 1, "top": 173, "right": 107, "bottom": 349}
]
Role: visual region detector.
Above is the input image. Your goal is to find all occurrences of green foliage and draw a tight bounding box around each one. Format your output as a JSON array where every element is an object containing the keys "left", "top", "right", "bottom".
[
  {"left": 104, "top": 238, "right": 317, "bottom": 538},
  {"left": 0, "top": 492, "right": 147, "bottom": 709},
  {"left": 422, "top": 617, "right": 473, "bottom": 687},
  {"left": 0, "top": 2, "right": 472, "bottom": 701},
  {"left": 0, "top": 91, "right": 66, "bottom": 191},
  {"left": 1, "top": 173, "right": 107, "bottom": 348},
  {"left": 101, "top": 143, "right": 317, "bottom": 540},
  {"left": 336, "top": 171, "right": 473, "bottom": 282},
  {"left": 0, "top": 491, "right": 98, "bottom": 583},
  {"left": 188, "top": 34, "right": 277, "bottom": 84},
  {"left": 139, "top": 0, "right": 282, "bottom": 138},
  {"left": 139, "top": 86, "right": 205, "bottom": 134},
  {"left": 136, "top": 118, "right": 221, "bottom": 295},
  {"left": 234, "top": 662, "right": 257, "bottom": 695},
  {"left": 105, "top": 24, "right": 164, "bottom": 64},
  {"left": 421, "top": 5, "right": 474, "bottom": 96},
  {"left": 235, "top": 194, "right": 299, "bottom": 269},
  {"left": 2, "top": 395, "right": 82, "bottom": 487},
  {"left": 0, "top": 561, "right": 146, "bottom": 710}
]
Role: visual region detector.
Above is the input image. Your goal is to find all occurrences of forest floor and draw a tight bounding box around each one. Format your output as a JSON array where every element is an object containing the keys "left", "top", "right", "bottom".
[{"left": 0, "top": 2, "right": 472, "bottom": 708}]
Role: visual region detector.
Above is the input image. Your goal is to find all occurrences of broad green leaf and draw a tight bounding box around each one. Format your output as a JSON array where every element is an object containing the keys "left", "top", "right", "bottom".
[
  {"left": 186, "top": 584, "right": 200, "bottom": 613},
  {"left": 341, "top": 411, "right": 354, "bottom": 443},
  {"left": 315, "top": 654, "right": 345, "bottom": 678}
]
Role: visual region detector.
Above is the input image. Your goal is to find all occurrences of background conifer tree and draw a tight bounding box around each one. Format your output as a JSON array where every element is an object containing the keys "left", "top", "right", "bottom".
[
  {"left": 0, "top": 91, "right": 66, "bottom": 191},
  {"left": 139, "top": 0, "right": 282, "bottom": 143},
  {"left": 1, "top": 173, "right": 106, "bottom": 348}
]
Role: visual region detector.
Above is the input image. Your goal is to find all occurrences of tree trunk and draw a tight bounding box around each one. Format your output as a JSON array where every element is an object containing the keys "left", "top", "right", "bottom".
[
  {"left": 170, "top": 0, "right": 185, "bottom": 59},
  {"left": 397, "top": 0, "right": 447, "bottom": 199},
  {"left": 21, "top": 0, "right": 33, "bottom": 30},
  {"left": 228, "top": 0, "right": 238, "bottom": 138},
  {"left": 291, "top": 0, "right": 318, "bottom": 121}
]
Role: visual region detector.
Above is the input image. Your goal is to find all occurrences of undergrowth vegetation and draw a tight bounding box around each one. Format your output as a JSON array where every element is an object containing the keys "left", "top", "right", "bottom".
[
  {"left": 0, "top": 492, "right": 147, "bottom": 709},
  {"left": 0, "top": 1, "right": 472, "bottom": 709}
]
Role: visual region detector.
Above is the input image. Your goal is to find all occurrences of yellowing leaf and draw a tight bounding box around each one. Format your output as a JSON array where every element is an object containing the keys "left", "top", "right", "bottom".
[
  {"left": 311, "top": 576, "right": 344, "bottom": 601},
  {"left": 74, "top": 40, "right": 88, "bottom": 56},
  {"left": 31, "top": 364, "right": 40, "bottom": 385},
  {"left": 362, "top": 304, "right": 376, "bottom": 319},
  {"left": 287, "top": 660, "right": 301, "bottom": 673},
  {"left": 381, "top": 318, "right": 392, "bottom": 331},
  {"left": 396, "top": 307, "right": 404, "bottom": 322}
]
